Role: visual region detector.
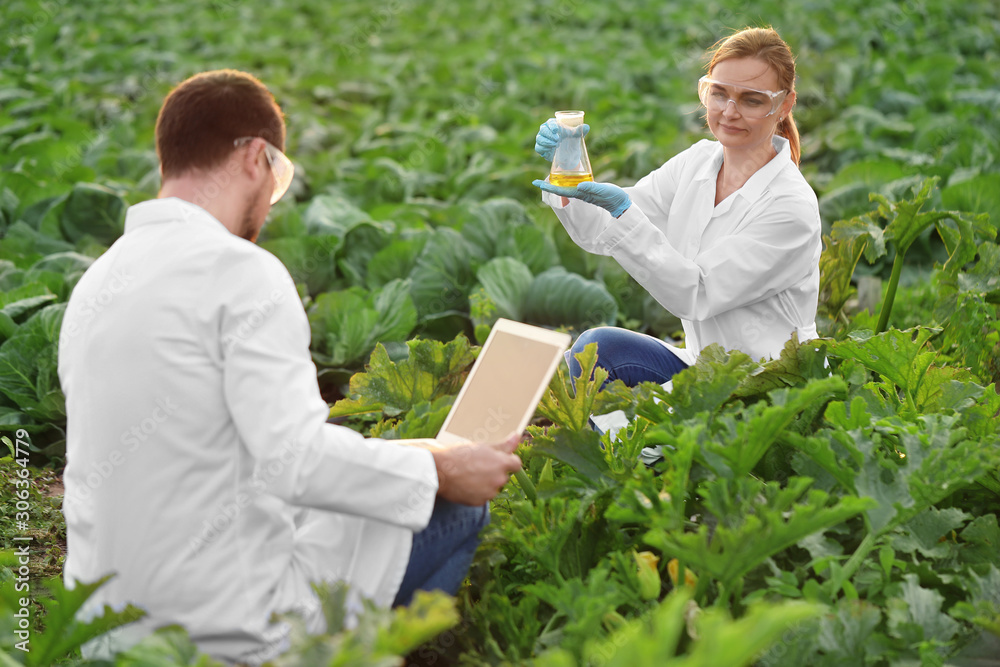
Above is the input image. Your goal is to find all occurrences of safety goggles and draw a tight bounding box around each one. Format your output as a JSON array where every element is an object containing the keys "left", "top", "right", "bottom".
[
  {"left": 697, "top": 76, "right": 787, "bottom": 119},
  {"left": 233, "top": 137, "right": 294, "bottom": 205}
]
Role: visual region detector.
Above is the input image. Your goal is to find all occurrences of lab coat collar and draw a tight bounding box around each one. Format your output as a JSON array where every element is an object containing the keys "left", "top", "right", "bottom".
[
  {"left": 693, "top": 136, "right": 792, "bottom": 203},
  {"left": 124, "top": 197, "right": 231, "bottom": 236},
  {"left": 739, "top": 136, "right": 792, "bottom": 202}
]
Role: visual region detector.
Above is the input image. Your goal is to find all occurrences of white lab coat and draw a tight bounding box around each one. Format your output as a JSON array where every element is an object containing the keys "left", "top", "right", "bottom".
[
  {"left": 58, "top": 198, "right": 438, "bottom": 664},
  {"left": 544, "top": 136, "right": 821, "bottom": 364}
]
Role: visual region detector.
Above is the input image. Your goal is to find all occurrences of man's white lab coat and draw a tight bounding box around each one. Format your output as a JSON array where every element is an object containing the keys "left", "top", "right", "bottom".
[{"left": 58, "top": 197, "right": 438, "bottom": 663}]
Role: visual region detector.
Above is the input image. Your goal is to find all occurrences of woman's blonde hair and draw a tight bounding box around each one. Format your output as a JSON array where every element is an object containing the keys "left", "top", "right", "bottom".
[{"left": 707, "top": 27, "right": 800, "bottom": 165}]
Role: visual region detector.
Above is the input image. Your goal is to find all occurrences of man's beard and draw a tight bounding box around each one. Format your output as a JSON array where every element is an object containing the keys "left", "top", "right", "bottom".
[{"left": 237, "top": 195, "right": 266, "bottom": 243}]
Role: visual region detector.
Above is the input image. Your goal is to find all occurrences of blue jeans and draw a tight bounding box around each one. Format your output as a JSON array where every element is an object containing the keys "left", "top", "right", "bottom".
[
  {"left": 566, "top": 326, "right": 689, "bottom": 389},
  {"left": 392, "top": 499, "right": 489, "bottom": 607}
]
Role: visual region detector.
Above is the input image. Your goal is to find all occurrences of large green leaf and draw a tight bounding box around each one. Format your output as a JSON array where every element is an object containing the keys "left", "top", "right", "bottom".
[
  {"left": 336, "top": 222, "right": 392, "bottom": 287},
  {"left": 475, "top": 257, "right": 533, "bottom": 323},
  {"left": 301, "top": 190, "right": 374, "bottom": 236},
  {"left": 459, "top": 198, "right": 534, "bottom": 258},
  {"left": 329, "top": 334, "right": 477, "bottom": 418},
  {"left": 827, "top": 327, "right": 940, "bottom": 411},
  {"left": 523, "top": 267, "right": 617, "bottom": 330},
  {"left": 699, "top": 377, "right": 847, "bottom": 480},
  {"left": 0, "top": 573, "right": 145, "bottom": 666},
  {"left": 941, "top": 174, "right": 1000, "bottom": 232},
  {"left": 645, "top": 476, "right": 873, "bottom": 596},
  {"left": 365, "top": 234, "right": 428, "bottom": 289},
  {"left": 0, "top": 303, "right": 65, "bottom": 421},
  {"left": 495, "top": 225, "right": 560, "bottom": 275},
  {"left": 59, "top": 182, "right": 126, "bottom": 245},
  {"left": 536, "top": 342, "right": 634, "bottom": 433},
  {"left": 260, "top": 235, "right": 341, "bottom": 296},
  {"left": 409, "top": 228, "right": 483, "bottom": 319},
  {"left": 308, "top": 279, "right": 417, "bottom": 368}
]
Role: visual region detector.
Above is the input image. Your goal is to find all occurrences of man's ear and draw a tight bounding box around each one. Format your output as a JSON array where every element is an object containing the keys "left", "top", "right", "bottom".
[{"left": 239, "top": 138, "right": 268, "bottom": 181}]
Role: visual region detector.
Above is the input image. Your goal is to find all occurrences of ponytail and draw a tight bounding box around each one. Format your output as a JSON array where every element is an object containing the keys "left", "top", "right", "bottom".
[{"left": 778, "top": 112, "right": 801, "bottom": 165}]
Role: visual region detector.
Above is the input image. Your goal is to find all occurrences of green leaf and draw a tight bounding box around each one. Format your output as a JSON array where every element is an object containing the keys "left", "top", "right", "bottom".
[
  {"left": 828, "top": 327, "right": 941, "bottom": 408},
  {"left": 59, "top": 182, "right": 126, "bottom": 245},
  {"left": 941, "top": 174, "right": 1000, "bottom": 240},
  {"left": 329, "top": 335, "right": 477, "bottom": 419},
  {"left": 365, "top": 235, "right": 427, "bottom": 289},
  {"left": 645, "top": 477, "right": 873, "bottom": 594},
  {"left": 653, "top": 344, "right": 756, "bottom": 422},
  {"left": 301, "top": 190, "right": 373, "bottom": 236},
  {"left": 733, "top": 335, "right": 832, "bottom": 400},
  {"left": 0, "top": 283, "right": 57, "bottom": 322},
  {"left": 370, "top": 396, "right": 455, "bottom": 440},
  {"left": 475, "top": 257, "right": 533, "bottom": 323},
  {"left": 260, "top": 235, "right": 341, "bottom": 296},
  {"left": 531, "top": 427, "right": 611, "bottom": 486},
  {"left": 375, "top": 590, "right": 459, "bottom": 656},
  {"left": 495, "top": 225, "right": 560, "bottom": 275},
  {"left": 950, "top": 566, "right": 1000, "bottom": 637},
  {"left": 523, "top": 267, "right": 617, "bottom": 330},
  {"left": 0, "top": 574, "right": 145, "bottom": 666},
  {"left": 308, "top": 279, "right": 417, "bottom": 368},
  {"left": 459, "top": 198, "right": 534, "bottom": 258},
  {"left": 336, "top": 223, "right": 391, "bottom": 287},
  {"left": 959, "top": 514, "right": 1000, "bottom": 569},
  {"left": 895, "top": 507, "right": 970, "bottom": 558},
  {"left": 700, "top": 377, "right": 847, "bottom": 479},
  {"left": 887, "top": 574, "right": 960, "bottom": 645},
  {"left": 0, "top": 303, "right": 66, "bottom": 421},
  {"left": 830, "top": 213, "right": 887, "bottom": 264},
  {"left": 565, "top": 588, "right": 822, "bottom": 667},
  {"left": 536, "top": 342, "right": 632, "bottom": 433},
  {"left": 816, "top": 600, "right": 883, "bottom": 664},
  {"left": 115, "top": 626, "right": 226, "bottom": 666},
  {"left": 409, "top": 227, "right": 483, "bottom": 319}
]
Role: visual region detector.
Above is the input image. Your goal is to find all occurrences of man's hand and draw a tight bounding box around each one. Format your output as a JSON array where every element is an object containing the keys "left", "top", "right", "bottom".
[
  {"left": 429, "top": 435, "right": 522, "bottom": 506},
  {"left": 532, "top": 180, "right": 632, "bottom": 218}
]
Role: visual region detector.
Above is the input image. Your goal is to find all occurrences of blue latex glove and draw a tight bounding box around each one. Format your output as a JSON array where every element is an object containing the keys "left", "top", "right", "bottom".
[
  {"left": 534, "top": 118, "right": 590, "bottom": 162},
  {"left": 532, "top": 180, "right": 632, "bottom": 218}
]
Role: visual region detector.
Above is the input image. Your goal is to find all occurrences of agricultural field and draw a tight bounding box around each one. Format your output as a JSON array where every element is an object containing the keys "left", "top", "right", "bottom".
[{"left": 1, "top": 0, "right": 999, "bottom": 664}]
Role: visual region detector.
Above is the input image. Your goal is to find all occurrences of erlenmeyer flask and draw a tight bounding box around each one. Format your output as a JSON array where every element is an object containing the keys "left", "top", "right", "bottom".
[{"left": 549, "top": 110, "right": 594, "bottom": 187}]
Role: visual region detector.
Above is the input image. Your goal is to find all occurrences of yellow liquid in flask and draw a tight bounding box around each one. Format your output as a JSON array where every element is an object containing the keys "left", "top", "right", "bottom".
[{"left": 549, "top": 171, "right": 594, "bottom": 187}]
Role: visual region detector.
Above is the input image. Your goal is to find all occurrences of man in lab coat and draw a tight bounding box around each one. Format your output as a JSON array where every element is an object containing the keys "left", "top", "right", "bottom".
[{"left": 58, "top": 69, "right": 521, "bottom": 664}]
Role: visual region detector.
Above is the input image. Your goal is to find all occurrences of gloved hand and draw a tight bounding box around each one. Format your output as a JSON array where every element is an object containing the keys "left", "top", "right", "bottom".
[
  {"left": 532, "top": 180, "right": 632, "bottom": 218},
  {"left": 534, "top": 117, "right": 590, "bottom": 162}
]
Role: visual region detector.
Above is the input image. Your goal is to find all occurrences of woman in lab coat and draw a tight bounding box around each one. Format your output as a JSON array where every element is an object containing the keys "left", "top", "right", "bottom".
[{"left": 534, "top": 26, "right": 821, "bottom": 388}]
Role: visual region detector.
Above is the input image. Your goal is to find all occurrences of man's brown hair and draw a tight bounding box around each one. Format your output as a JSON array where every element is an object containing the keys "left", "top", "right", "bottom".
[{"left": 155, "top": 69, "right": 285, "bottom": 178}]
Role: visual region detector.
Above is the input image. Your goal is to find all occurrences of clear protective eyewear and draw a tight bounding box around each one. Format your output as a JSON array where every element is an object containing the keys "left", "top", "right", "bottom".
[
  {"left": 697, "top": 76, "right": 787, "bottom": 119},
  {"left": 233, "top": 137, "right": 294, "bottom": 205}
]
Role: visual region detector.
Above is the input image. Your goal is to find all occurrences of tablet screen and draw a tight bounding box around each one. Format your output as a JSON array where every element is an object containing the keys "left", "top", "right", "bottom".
[{"left": 439, "top": 324, "right": 567, "bottom": 444}]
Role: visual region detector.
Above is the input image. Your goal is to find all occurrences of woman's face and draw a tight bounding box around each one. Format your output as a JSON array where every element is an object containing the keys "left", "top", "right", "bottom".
[{"left": 705, "top": 57, "right": 794, "bottom": 154}]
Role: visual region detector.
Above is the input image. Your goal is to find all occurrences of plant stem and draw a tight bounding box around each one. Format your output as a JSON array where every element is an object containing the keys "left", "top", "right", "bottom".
[
  {"left": 876, "top": 247, "right": 906, "bottom": 334},
  {"left": 831, "top": 531, "right": 878, "bottom": 594}
]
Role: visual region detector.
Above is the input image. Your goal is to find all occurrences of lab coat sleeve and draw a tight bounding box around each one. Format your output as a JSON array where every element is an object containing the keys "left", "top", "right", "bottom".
[
  {"left": 219, "top": 250, "right": 437, "bottom": 532},
  {"left": 542, "top": 155, "right": 680, "bottom": 256},
  {"left": 594, "top": 192, "right": 821, "bottom": 321}
]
